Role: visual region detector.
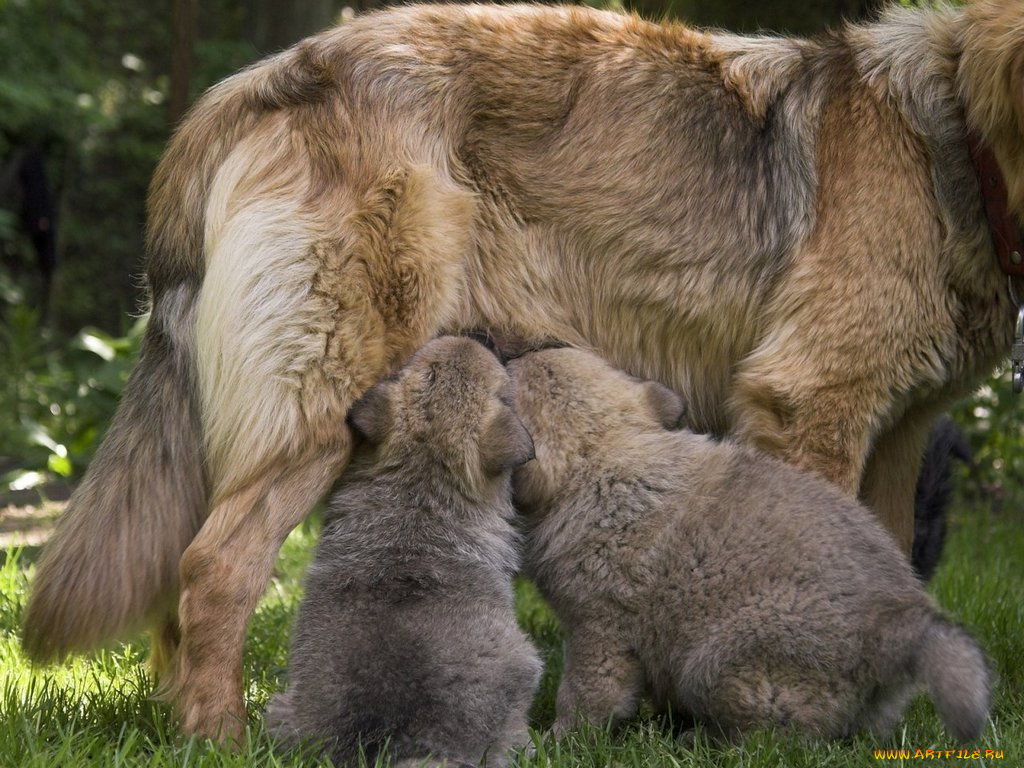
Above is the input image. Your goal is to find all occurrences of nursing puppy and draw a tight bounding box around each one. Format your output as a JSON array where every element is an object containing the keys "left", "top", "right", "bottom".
[
  {"left": 266, "top": 336, "right": 541, "bottom": 767},
  {"left": 509, "top": 347, "right": 989, "bottom": 742},
  {"left": 23, "top": 0, "right": 1024, "bottom": 739}
]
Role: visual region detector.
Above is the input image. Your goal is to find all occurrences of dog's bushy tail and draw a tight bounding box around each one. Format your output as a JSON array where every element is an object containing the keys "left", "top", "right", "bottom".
[
  {"left": 22, "top": 294, "right": 206, "bottom": 661},
  {"left": 919, "top": 615, "right": 990, "bottom": 742}
]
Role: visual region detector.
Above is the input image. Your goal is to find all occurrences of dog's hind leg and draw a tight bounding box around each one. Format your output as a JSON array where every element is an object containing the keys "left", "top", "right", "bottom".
[
  {"left": 172, "top": 453, "right": 345, "bottom": 741},
  {"left": 164, "top": 149, "right": 474, "bottom": 740}
]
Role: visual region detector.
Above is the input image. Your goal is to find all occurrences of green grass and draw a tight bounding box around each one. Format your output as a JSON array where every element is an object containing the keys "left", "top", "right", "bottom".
[{"left": 0, "top": 505, "right": 1020, "bottom": 767}]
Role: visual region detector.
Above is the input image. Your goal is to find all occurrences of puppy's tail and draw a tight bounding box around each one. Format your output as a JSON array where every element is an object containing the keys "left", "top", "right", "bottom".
[
  {"left": 22, "top": 288, "right": 207, "bottom": 662},
  {"left": 919, "top": 615, "right": 990, "bottom": 742}
]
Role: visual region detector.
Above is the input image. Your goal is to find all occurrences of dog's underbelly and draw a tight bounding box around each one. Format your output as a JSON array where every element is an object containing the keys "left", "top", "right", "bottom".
[{"left": 450, "top": 220, "right": 764, "bottom": 436}]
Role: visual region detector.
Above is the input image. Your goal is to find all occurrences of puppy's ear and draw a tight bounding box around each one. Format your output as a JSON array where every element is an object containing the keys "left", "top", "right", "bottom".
[
  {"left": 348, "top": 381, "right": 396, "bottom": 444},
  {"left": 645, "top": 382, "right": 688, "bottom": 430},
  {"left": 480, "top": 407, "right": 535, "bottom": 476}
]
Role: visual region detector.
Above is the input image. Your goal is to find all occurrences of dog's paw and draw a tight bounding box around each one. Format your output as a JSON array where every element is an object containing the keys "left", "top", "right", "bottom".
[
  {"left": 179, "top": 698, "right": 246, "bottom": 745},
  {"left": 174, "top": 665, "right": 247, "bottom": 746}
]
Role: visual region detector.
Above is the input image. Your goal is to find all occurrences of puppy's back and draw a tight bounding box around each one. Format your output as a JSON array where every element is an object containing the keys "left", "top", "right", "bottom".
[{"left": 671, "top": 441, "right": 990, "bottom": 741}]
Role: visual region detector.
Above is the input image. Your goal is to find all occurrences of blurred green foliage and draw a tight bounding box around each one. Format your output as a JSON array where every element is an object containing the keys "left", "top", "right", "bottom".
[
  {"left": 952, "top": 373, "right": 1024, "bottom": 515},
  {"left": 628, "top": 0, "right": 848, "bottom": 34},
  {"left": 0, "top": 266, "right": 144, "bottom": 490}
]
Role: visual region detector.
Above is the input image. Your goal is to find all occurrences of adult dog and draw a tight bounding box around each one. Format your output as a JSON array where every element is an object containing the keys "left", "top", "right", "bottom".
[{"left": 23, "top": 0, "right": 1024, "bottom": 741}]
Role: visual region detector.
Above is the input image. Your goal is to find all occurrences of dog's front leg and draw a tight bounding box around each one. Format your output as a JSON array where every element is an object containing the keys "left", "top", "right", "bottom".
[
  {"left": 859, "top": 408, "right": 936, "bottom": 554},
  {"left": 728, "top": 377, "right": 878, "bottom": 499},
  {"left": 167, "top": 446, "right": 347, "bottom": 742},
  {"left": 730, "top": 376, "right": 931, "bottom": 554}
]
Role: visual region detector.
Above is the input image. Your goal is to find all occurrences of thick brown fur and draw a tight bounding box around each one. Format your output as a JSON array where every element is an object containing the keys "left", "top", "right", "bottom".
[{"left": 22, "top": 1, "right": 1024, "bottom": 740}]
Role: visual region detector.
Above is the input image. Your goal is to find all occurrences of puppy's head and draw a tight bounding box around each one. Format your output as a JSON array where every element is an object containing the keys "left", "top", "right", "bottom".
[
  {"left": 349, "top": 336, "right": 534, "bottom": 496},
  {"left": 507, "top": 347, "right": 686, "bottom": 511}
]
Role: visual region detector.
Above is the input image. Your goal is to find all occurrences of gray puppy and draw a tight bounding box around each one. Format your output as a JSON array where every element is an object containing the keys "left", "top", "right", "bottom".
[
  {"left": 508, "top": 347, "right": 989, "bottom": 742},
  {"left": 266, "top": 336, "right": 542, "bottom": 766}
]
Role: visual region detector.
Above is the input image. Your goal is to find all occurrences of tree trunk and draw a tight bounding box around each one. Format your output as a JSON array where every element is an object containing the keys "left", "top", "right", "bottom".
[
  {"left": 840, "top": 0, "right": 884, "bottom": 21},
  {"left": 246, "top": 0, "right": 338, "bottom": 57},
  {"left": 168, "top": 0, "right": 198, "bottom": 129}
]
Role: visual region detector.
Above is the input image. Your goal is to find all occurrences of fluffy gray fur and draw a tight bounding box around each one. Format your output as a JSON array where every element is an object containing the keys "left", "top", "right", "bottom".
[
  {"left": 509, "top": 347, "right": 990, "bottom": 742},
  {"left": 266, "top": 336, "right": 541, "bottom": 766}
]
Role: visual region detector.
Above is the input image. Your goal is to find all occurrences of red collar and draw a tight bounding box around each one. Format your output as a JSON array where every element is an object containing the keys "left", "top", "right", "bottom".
[{"left": 967, "top": 131, "right": 1024, "bottom": 278}]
